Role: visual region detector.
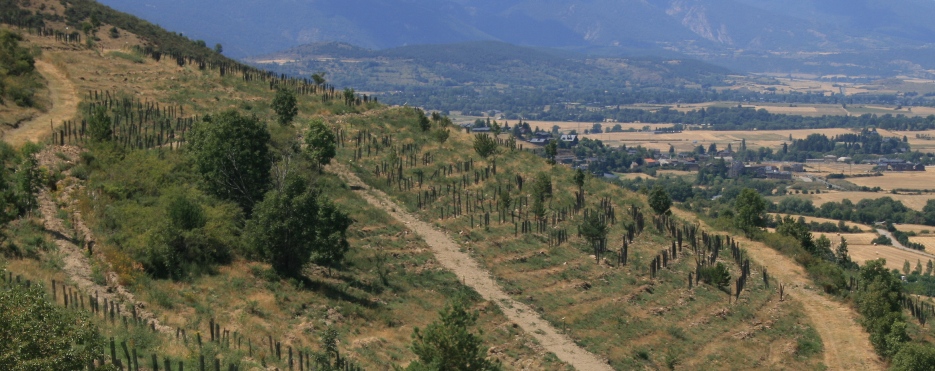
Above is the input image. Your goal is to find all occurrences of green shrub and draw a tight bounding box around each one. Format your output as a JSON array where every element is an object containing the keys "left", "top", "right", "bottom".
[{"left": 698, "top": 262, "right": 731, "bottom": 288}]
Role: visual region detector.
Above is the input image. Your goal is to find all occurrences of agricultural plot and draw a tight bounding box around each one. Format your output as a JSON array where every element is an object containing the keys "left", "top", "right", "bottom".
[
  {"left": 830, "top": 233, "right": 934, "bottom": 271},
  {"left": 908, "top": 236, "right": 935, "bottom": 252},
  {"left": 845, "top": 170, "right": 935, "bottom": 191},
  {"left": 769, "top": 214, "right": 868, "bottom": 232},
  {"left": 805, "top": 191, "right": 934, "bottom": 212}
]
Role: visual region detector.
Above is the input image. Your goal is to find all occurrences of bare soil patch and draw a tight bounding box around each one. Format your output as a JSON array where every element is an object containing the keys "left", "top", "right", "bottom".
[{"left": 3, "top": 60, "right": 78, "bottom": 147}]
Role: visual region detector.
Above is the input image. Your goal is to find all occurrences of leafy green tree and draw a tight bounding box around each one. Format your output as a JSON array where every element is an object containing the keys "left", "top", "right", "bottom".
[
  {"left": 892, "top": 343, "right": 935, "bottom": 371},
  {"left": 733, "top": 188, "right": 767, "bottom": 236},
  {"left": 648, "top": 185, "right": 671, "bottom": 215},
  {"left": 188, "top": 110, "right": 271, "bottom": 214},
  {"left": 858, "top": 259, "right": 909, "bottom": 358},
  {"left": 498, "top": 188, "right": 511, "bottom": 211},
  {"left": 544, "top": 139, "right": 558, "bottom": 165},
  {"left": 699, "top": 262, "right": 731, "bottom": 288},
  {"left": 214, "top": 43, "right": 223, "bottom": 54},
  {"left": 246, "top": 176, "right": 352, "bottom": 276},
  {"left": 432, "top": 128, "right": 450, "bottom": 144},
  {"left": 417, "top": 110, "right": 431, "bottom": 132},
  {"left": 311, "top": 72, "right": 326, "bottom": 86},
  {"left": 343, "top": 88, "right": 356, "bottom": 106},
  {"left": 272, "top": 88, "right": 298, "bottom": 126},
  {"left": 835, "top": 237, "right": 852, "bottom": 266},
  {"left": 305, "top": 119, "right": 336, "bottom": 172},
  {"left": 473, "top": 134, "right": 497, "bottom": 159},
  {"left": 579, "top": 209, "right": 608, "bottom": 243},
  {"left": 87, "top": 106, "right": 112, "bottom": 142},
  {"left": 144, "top": 194, "right": 231, "bottom": 279},
  {"left": 0, "top": 30, "right": 35, "bottom": 76},
  {"left": 12, "top": 155, "right": 39, "bottom": 215},
  {"left": 407, "top": 298, "right": 501, "bottom": 371},
  {"left": 573, "top": 169, "right": 585, "bottom": 191},
  {"left": 0, "top": 284, "right": 104, "bottom": 370}
]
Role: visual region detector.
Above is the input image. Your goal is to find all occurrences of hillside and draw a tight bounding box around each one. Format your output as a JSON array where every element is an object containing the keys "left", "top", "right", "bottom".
[
  {"left": 0, "top": 0, "right": 901, "bottom": 370},
  {"left": 98, "top": 0, "right": 935, "bottom": 76}
]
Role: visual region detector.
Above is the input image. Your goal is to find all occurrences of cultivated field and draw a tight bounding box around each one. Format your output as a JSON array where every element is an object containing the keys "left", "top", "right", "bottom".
[
  {"left": 614, "top": 172, "right": 655, "bottom": 181},
  {"left": 804, "top": 191, "right": 935, "bottom": 211},
  {"left": 893, "top": 224, "right": 935, "bottom": 234},
  {"left": 567, "top": 128, "right": 860, "bottom": 153},
  {"left": 831, "top": 233, "right": 935, "bottom": 271},
  {"left": 909, "top": 236, "right": 935, "bottom": 252},
  {"left": 802, "top": 163, "right": 876, "bottom": 175},
  {"left": 844, "top": 170, "right": 935, "bottom": 191},
  {"left": 769, "top": 214, "right": 868, "bottom": 232}
]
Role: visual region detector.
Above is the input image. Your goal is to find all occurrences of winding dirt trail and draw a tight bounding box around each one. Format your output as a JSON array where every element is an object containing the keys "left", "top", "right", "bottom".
[
  {"left": 4, "top": 60, "right": 78, "bottom": 147},
  {"left": 672, "top": 208, "right": 882, "bottom": 370},
  {"left": 329, "top": 162, "right": 613, "bottom": 371},
  {"left": 35, "top": 147, "right": 171, "bottom": 333}
]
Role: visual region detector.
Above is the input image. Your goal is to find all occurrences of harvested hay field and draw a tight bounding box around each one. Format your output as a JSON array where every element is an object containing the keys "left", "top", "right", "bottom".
[
  {"left": 656, "top": 170, "right": 697, "bottom": 179},
  {"left": 613, "top": 172, "right": 655, "bottom": 181},
  {"left": 845, "top": 170, "right": 935, "bottom": 191},
  {"left": 805, "top": 191, "right": 935, "bottom": 212},
  {"left": 573, "top": 128, "right": 859, "bottom": 153},
  {"left": 909, "top": 236, "right": 935, "bottom": 252},
  {"left": 524, "top": 121, "right": 671, "bottom": 133},
  {"left": 769, "top": 214, "right": 868, "bottom": 231},
  {"left": 830, "top": 233, "right": 879, "bottom": 246},
  {"left": 892, "top": 224, "right": 935, "bottom": 234},
  {"left": 846, "top": 244, "right": 933, "bottom": 271}
]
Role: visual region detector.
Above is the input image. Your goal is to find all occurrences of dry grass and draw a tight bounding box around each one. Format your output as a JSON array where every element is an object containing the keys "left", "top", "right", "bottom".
[
  {"left": 847, "top": 244, "right": 933, "bottom": 272},
  {"left": 844, "top": 170, "right": 935, "bottom": 191},
  {"left": 908, "top": 236, "right": 935, "bottom": 252},
  {"left": 769, "top": 214, "right": 868, "bottom": 232},
  {"left": 804, "top": 191, "right": 935, "bottom": 212},
  {"left": 614, "top": 172, "right": 655, "bottom": 181},
  {"left": 337, "top": 107, "right": 826, "bottom": 370}
]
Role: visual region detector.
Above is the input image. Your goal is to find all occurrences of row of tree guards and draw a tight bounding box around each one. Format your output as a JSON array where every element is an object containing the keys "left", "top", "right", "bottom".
[
  {"left": 56, "top": 90, "right": 199, "bottom": 149},
  {"left": 0, "top": 271, "right": 361, "bottom": 371},
  {"left": 344, "top": 119, "right": 903, "bottom": 309}
]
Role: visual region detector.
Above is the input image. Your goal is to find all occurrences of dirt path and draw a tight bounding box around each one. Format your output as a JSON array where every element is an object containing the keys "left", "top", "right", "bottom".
[
  {"left": 35, "top": 147, "right": 171, "bottom": 333},
  {"left": 4, "top": 60, "right": 78, "bottom": 147},
  {"left": 329, "top": 162, "right": 612, "bottom": 371},
  {"left": 672, "top": 208, "right": 882, "bottom": 370}
]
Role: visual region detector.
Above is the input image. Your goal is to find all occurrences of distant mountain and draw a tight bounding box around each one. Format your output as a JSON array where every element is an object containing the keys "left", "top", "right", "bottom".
[
  {"left": 247, "top": 40, "right": 735, "bottom": 115},
  {"left": 100, "top": 0, "right": 935, "bottom": 75}
]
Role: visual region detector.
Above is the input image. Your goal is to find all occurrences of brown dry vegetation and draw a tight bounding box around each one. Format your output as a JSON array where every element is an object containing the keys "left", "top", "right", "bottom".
[
  {"left": 336, "top": 109, "right": 828, "bottom": 370},
  {"left": 0, "top": 19, "right": 569, "bottom": 371},
  {"left": 804, "top": 191, "right": 935, "bottom": 212}
]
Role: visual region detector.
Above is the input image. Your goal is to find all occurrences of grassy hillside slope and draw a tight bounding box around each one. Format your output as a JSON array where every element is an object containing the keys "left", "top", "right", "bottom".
[{"left": 0, "top": 0, "right": 832, "bottom": 370}]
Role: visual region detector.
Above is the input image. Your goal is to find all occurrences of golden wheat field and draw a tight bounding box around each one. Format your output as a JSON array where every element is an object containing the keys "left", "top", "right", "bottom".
[
  {"left": 805, "top": 191, "right": 935, "bottom": 211},
  {"left": 769, "top": 213, "right": 868, "bottom": 231},
  {"left": 893, "top": 224, "right": 935, "bottom": 234},
  {"left": 614, "top": 172, "right": 655, "bottom": 181},
  {"left": 845, "top": 171, "right": 935, "bottom": 191},
  {"left": 909, "top": 236, "right": 935, "bottom": 252},
  {"left": 848, "top": 245, "right": 935, "bottom": 272}
]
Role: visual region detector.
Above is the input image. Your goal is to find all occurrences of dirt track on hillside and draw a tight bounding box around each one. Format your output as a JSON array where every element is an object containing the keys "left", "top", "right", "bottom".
[
  {"left": 329, "top": 162, "right": 613, "bottom": 371},
  {"left": 35, "top": 147, "right": 170, "bottom": 334},
  {"left": 672, "top": 208, "right": 882, "bottom": 370},
  {"left": 4, "top": 60, "right": 78, "bottom": 147}
]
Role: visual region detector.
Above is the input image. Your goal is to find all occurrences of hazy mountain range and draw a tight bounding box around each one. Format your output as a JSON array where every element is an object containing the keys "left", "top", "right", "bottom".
[{"left": 100, "top": 0, "right": 935, "bottom": 75}]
